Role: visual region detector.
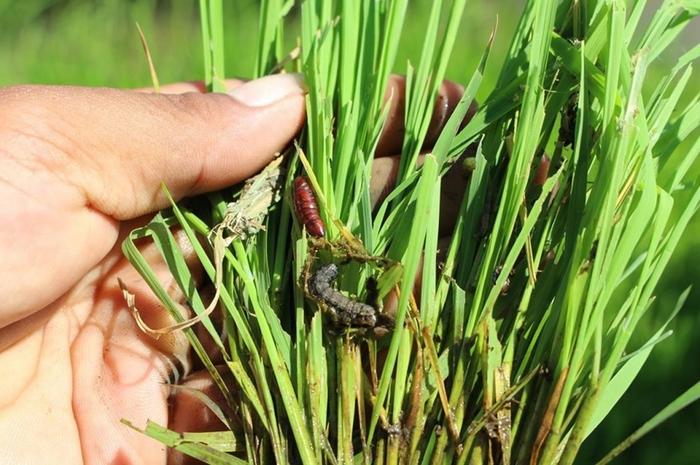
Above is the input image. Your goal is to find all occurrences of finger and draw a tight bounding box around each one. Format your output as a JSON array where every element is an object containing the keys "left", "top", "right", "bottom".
[
  {"left": 16, "top": 73, "right": 305, "bottom": 219},
  {"left": 370, "top": 155, "right": 403, "bottom": 209},
  {"left": 370, "top": 153, "right": 468, "bottom": 233},
  {"left": 376, "top": 76, "right": 475, "bottom": 157},
  {"left": 135, "top": 78, "right": 246, "bottom": 94}
]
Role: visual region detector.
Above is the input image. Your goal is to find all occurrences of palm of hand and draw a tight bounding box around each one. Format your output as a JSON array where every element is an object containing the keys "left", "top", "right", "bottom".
[{"left": 0, "top": 240, "right": 184, "bottom": 465}]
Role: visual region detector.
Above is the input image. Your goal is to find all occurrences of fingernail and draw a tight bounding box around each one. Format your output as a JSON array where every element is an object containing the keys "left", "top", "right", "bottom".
[{"left": 228, "top": 73, "right": 305, "bottom": 107}]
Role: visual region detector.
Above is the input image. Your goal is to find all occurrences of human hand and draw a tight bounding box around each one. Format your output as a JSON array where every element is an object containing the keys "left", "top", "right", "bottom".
[
  {"left": 0, "top": 74, "right": 470, "bottom": 465},
  {"left": 0, "top": 74, "right": 306, "bottom": 465}
]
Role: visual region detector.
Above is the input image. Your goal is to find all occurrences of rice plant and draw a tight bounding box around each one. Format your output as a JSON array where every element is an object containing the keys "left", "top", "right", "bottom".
[{"left": 122, "top": 0, "right": 700, "bottom": 464}]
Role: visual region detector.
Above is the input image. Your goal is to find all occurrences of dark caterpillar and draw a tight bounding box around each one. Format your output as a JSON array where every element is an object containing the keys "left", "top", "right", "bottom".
[
  {"left": 310, "top": 263, "right": 377, "bottom": 328},
  {"left": 293, "top": 176, "right": 325, "bottom": 237}
]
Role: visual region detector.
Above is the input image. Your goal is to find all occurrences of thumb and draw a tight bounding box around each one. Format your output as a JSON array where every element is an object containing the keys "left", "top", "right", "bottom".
[
  {"left": 0, "top": 74, "right": 304, "bottom": 326},
  {"left": 9, "top": 73, "right": 306, "bottom": 220}
]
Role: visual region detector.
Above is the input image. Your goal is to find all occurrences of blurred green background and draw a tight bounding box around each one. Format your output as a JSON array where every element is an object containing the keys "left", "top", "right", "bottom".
[{"left": 1, "top": 1, "right": 697, "bottom": 463}]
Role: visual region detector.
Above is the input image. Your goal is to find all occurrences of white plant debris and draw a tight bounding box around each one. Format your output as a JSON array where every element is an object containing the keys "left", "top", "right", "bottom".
[{"left": 212, "top": 155, "right": 286, "bottom": 244}]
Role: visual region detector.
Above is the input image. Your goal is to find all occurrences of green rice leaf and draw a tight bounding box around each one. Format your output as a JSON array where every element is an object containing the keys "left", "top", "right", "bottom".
[
  {"left": 585, "top": 287, "right": 691, "bottom": 437},
  {"left": 122, "top": 420, "right": 248, "bottom": 465},
  {"left": 594, "top": 379, "right": 700, "bottom": 465}
]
